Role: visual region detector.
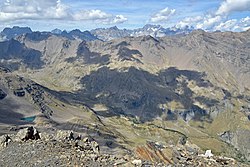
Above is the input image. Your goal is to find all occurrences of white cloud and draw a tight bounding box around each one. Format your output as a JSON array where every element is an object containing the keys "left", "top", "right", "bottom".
[
  {"left": 0, "top": 0, "right": 70, "bottom": 21},
  {"left": 73, "top": 10, "right": 127, "bottom": 24},
  {"left": 214, "top": 19, "right": 237, "bottom": 31},
  {"left": 175, "top": 16, "right": 203, "bottom": 29},
  {"left": 198, "top": 0, "right": 250, "bottom": 30},
  {"left": 214, "top": 16, "right": 250, "bottom": 31},
  {"left": 44, "top": 0, "right": 69, "bottom": 19},
  {"left": 196, "top": 15, "right": 223, "bottom": 30},
  {"left": 176, "top": 0, "right": 250, "bottom": 31},
  {"left": 216, "top": 0, "right": 250, "bottom": 15},
  {"left": 242, "top": 16, "right": 250, "bottom": 23},
  {"left": 212, "top": 0, "right": 250, "bottom": 31},
  {"left": 0, "top": 0, "right": 127, "bottom": 24},
  {"left": 73, "top": 10, "right": 111, "bottom": 21},
  {"left": 150, "top": 7, "right": 175, "bottom": 23},
  {"left": 110, "top": 15, "right": 128, "bottom": 24}
]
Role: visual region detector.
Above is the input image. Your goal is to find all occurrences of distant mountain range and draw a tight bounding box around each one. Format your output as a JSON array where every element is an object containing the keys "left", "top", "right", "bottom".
[
  {"left": 0, "top": 26, "right": 32, "bottom": 41},
  {"left": 0, "top": 25, "right": 194, "bottom": 41},
  {"left": 91, "top": 25, "right": 193, "bottom": 41}
]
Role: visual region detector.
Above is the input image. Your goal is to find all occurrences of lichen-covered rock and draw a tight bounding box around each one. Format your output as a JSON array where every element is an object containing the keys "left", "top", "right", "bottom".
[
  {"left": 91, "top": 141, "right": 100, "bottom": 154},
  {"left": 76, "top": 137, "right": 100, "bottom": 154},
  {"left": 131, "top": 159, "right": 142, "bottom": 166},
  {"left": 55, "top": 130, "right": 80, "bottom": 141}
]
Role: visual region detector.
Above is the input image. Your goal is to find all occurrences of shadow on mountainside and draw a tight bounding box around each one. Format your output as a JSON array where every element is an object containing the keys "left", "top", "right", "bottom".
[
  {"left": 66, "top": 41, "right": 110, "bottom": 65},
  {"left": 0, "top": 39, "right": 44, "bottom": 69},
  {"left": 55, "top": 67, "right": 220, "bottom": 122},
  {"left": 0, "top": 98, "right": 31, "bottom": 125}
]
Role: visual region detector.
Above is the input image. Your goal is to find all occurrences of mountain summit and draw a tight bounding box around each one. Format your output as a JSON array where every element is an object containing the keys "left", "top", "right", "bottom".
[{"left": 0, "top": 26, "right": 32, "bottom": 41}]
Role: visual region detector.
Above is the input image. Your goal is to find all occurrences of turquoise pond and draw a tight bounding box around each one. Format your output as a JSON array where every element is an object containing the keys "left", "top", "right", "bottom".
[{"left": 20, "top": 116, "right": 36, "bottom": 122}]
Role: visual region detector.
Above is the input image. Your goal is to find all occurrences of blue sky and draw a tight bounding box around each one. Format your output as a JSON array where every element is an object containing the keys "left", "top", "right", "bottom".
[{"left": 0, "top": 0, "right": 249, "bottom": 31}]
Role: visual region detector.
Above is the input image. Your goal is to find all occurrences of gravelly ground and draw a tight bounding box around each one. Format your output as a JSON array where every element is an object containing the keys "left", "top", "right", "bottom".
[{"left": 0, "top": 131, "right": 132, "bottom": 167}]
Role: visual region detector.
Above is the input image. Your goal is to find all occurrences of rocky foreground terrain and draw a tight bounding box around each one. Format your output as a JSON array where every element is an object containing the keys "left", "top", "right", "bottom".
[{"left": 0, "top": 126, "right": 243, "bottom": 166}]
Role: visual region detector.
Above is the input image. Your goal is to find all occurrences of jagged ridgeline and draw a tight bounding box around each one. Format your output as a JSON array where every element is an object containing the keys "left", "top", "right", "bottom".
[{"left": 0, "top": 28, "right": 250, "bottom": 165}]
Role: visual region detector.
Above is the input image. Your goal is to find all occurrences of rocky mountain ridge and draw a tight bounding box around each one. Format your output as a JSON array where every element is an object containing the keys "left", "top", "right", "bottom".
[
  {"left": 90, "top": 24, "right": 193, "bottom": 41},
  {"left": 0, "top": 24, "right": 194, "bottom": 42},
  {"left": 0, "top": 26, "right": 32, "bottom": 41}
]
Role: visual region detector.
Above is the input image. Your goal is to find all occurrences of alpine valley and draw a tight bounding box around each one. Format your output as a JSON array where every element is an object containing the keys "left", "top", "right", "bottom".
[{"left": 0, "top": 25, "right": 250, "bottom": 166}]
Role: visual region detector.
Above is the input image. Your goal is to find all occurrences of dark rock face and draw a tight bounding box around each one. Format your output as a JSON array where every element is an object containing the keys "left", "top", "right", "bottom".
[
  {"left": 0, "top": 67, "right": 10, "bottom": 73},
  {"left": 0, "top": 135, "right": 12, "bottom": 149},
  {"left": 60, "top": 29, "right": 99, "bottom": 41},
  {"left": 0, "top": 39, "right": 44, "bottom": 69},
  {"left": 16, "top": 127, "right": 40, "bottom": 141},
  {"left": 13, "top": 88, "right": 25, "bottom": 97},
  {"left": 219, "top": 131, "right": 234, "bottom": 144},
  {"left": 165, "top": 110, "right": 178, "bottom": 121},
  {"left": 24, "top": 32, "right": 51, "bottom": 41},
  {"left": 66, "top": 41, "right": 110, "bottom": 65},
  {"left": 179, "top": 105, "right": 207, "bottom": 121},
  {"left": 23, "top": 83, "right": 53, "bottom": 118},
  {"left": 0, "top": 89, "right": 7, "bottom": 100},
  {"left": 1, "top": 26, "right": 32, "bottom": 40},
  {"left": 118, "top": 47, "right": 143, "bottom": 63},
  {"left": 1, "top": 74, "right": 54, "bottom": 120}
]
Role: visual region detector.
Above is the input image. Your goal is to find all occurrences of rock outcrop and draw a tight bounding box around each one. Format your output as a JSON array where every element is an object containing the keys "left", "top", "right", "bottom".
[
  {"left": 135, "top": 141, "right": 239, "bottom": 166},
  {"left": 0, "top": 89, "right": 7, "bottom": 100},
  {"left": 0, "top": 135, "right": 12, "bottom": 149},
  {"left": 15, "top": 127, "right": 40, "bottom": 141},
  {"left": 219, "top": 130, "right": 250, "bottom": 161}
]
